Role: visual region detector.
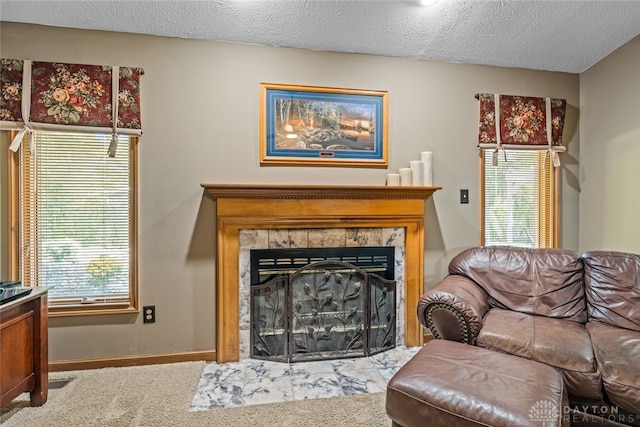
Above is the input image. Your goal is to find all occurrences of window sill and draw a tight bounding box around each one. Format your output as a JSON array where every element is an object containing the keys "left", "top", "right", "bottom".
[{"left": 48, "top": 303, "right": 139, "bottom": 317}]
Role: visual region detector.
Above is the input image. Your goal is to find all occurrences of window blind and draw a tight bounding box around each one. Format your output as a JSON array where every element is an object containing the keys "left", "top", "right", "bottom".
[
  {"left": 19, "top": 131, "right": 133, "bottom": 305},
  {"left": 482, "top": 150, "right": 554, "bottom": 248}
]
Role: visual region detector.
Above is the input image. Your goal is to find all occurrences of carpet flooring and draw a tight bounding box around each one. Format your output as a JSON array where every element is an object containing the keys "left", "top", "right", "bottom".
[{"left": 1, "top": 359, "right": 395, "bottom": 427}]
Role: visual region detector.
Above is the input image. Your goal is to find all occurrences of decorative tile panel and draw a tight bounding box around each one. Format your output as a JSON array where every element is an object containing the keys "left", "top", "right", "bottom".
[
  {"left": 288, "top": 229, "right": 309, "bottom": 248},
  {"left": 268, "top": 229, "right": 291, "bottom": 248},
  {"left": 383, "top": 227, "right": 405, "bottom": 247},
  {"left": 308, "top": 229, "right": 346, "bottom": 248},
  {"left": 239, "top": 229, "right": 269, "bottom": 249},
  {"left": 346, "top": 228, "right": 383, "bottom": 247}
]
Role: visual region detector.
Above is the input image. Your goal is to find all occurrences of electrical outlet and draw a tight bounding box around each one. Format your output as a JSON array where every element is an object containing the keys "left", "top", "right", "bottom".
[
  {"left": 460, "top": 189, "right": 469, "bottom": 204},
  {"left": 143, "top": 305, "right": 156, "bottom": 323}
]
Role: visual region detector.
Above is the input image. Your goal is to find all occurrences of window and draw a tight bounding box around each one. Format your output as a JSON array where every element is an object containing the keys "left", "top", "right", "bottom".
[
  {"left": 9, "top": 131, "right": 138, "bottom": 315},
  {"left": 481, "top": 150, "right": 557, "bottom": 248}
]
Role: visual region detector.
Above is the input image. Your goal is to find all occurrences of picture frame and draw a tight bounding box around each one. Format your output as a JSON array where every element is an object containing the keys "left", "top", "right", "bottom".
[{"left": 260, "top": 83, "right": 388, "bottom": 167}]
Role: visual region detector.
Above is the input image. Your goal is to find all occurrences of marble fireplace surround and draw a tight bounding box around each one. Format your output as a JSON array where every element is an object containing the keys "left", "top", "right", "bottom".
[
  {"left": 239, "top": 227, "right": 405, "bottom": 361},
  {"left": 201, "top": 184, "right": 440, "bottom": 363}
]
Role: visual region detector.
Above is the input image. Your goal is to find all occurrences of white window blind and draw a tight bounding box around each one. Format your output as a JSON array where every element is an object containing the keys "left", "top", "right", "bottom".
[
  {"left": 18, "top": 131, "right": 137, "bottom": 311},
  {"left": 482, "top": 150, "right": 555, "bottom": 248}
]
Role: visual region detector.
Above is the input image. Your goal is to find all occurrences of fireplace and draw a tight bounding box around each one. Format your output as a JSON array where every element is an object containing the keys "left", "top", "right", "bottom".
[
  {"left": 250, "top": 247, "right": 396, "bottom": 362},
  {"left": 250, "top": 246, "right": 395, "bottom": 284},
  {"left": 201, "top": 184, "right": 440, "bottom": 363}
]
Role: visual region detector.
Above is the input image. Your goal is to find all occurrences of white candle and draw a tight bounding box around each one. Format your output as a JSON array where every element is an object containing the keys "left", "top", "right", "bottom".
[
  {"left": 399, "top": 168, "right": 412, "bottom": 186},
  {"left": 386, "top": 173, "right": 400, "bottom": 186},
  {"left": 410, "top": 160, "right": 424, "bottom": 186},
  {"left": 421, "top": 151, "right": 434, "bottom": 186}
]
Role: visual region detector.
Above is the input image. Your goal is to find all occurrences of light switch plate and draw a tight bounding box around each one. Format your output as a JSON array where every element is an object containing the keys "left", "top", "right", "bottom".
[{"left": 460, "top": 189, "right": 469, "bottom": 204}]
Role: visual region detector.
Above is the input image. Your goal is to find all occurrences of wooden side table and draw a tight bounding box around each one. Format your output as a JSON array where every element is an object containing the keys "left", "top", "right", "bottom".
[{"left": 0, "top": 286, "right": 51, "bottom": 407}]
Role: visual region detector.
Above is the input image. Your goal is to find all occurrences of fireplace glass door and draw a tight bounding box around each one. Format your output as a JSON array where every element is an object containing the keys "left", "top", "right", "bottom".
[{"left": 251, "top": 260, "right": 396, "bottom": 363}]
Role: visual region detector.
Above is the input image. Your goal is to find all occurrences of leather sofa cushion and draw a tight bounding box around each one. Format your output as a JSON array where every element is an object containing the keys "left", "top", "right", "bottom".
[
  {"left": 583, "top": 251, "right": 640, "bottom": 332},
  {"left": 448, "top": 247, "right": 586, "bottom": 322},
  {"left": 478, "top": 308, "right": 603, "bottom": 400},
  {"left": 386, "top": 340, "right": 569, "bottom": 427},
  {"left": 587, "top": 321, "right": 640, "bottom": 414}
]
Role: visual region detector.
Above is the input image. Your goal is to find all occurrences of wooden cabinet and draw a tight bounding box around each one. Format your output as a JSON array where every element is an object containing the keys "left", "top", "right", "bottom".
[{"left": 0, "top": 287, "right": 50, "bottom": 407}]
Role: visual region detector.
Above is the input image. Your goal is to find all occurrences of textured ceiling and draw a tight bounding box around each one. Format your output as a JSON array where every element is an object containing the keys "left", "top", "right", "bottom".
[{"left": 2, "top": 0, "right": 640, "bottom": 73}]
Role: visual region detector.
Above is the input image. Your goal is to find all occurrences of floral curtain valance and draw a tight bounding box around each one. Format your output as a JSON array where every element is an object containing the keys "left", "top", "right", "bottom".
[
  {"left": 476, "top": 93, "right": 567, "bottom": 166},
  {"left": 1, "top": 58, "right": 143, "bottom": 156}
]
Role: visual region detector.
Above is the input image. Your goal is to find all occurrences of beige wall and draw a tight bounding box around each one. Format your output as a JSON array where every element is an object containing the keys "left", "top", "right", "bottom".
[
  {"left": 579, "top": 35, "right": 640, "bottom": 254},
  {"left": 0, "top": 22, "right": 580, "bottom": 362}
]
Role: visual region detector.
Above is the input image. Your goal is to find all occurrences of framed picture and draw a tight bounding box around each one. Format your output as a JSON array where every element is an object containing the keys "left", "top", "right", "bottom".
[{"left": 260, "top": 83, "right": 388, "bottom": 167}]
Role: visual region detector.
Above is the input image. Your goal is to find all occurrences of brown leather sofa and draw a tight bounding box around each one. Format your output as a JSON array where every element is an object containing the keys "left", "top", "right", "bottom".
[{"left": 417, "top": 247, "right": 640, "bottom": 426}]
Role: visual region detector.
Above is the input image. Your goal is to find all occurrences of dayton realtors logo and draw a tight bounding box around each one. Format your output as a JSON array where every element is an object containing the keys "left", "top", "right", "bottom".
[
  {"left": 529, "top": 400, "right": 560, "bottom": 426},
  {"left": 529, "top": 400, "right": 636, "bottom": 425}
]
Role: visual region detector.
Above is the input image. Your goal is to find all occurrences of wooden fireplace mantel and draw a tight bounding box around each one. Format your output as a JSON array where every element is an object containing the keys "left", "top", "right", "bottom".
[
  {"left": 202, "top": 184, "right": 440, "bottom": 200},
  {"left": 201, "top": 183, "right": 441, "bottom": 363}
]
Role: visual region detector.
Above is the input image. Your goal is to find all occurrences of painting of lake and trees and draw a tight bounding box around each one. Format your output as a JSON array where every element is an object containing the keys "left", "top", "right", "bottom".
[{"left": 260, "top": 84, "right": 388, "bottom": 167}]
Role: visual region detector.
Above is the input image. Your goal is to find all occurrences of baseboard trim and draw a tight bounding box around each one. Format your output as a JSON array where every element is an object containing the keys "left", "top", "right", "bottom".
[
  {"left": 49, "top": 350, "right": 217, "bottom": 372},
  {"left": 50, "top": 336, "right": 434, "bottom": 372}
]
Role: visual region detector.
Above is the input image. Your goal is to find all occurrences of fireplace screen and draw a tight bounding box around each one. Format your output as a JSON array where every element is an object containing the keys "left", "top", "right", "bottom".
[{"left": 251, "top": 260, "right": 396, "bottom": 363}]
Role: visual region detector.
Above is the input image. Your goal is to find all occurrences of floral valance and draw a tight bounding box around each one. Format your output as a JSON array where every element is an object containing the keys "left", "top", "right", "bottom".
[
  {"left": 1, "top": 58, "right": 143, "bottom": 155},
  {"left": 476, "top": 93, "right": 567, "bottom": 166}
]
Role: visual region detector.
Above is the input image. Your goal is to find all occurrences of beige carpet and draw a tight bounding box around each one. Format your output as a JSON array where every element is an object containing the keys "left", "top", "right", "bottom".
[{"left": 0, "top": 361, "right": 391, "bottom": 427}]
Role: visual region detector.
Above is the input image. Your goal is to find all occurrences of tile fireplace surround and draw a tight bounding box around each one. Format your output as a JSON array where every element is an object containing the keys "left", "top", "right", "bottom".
[
  {"left": 201, "top": 184, "right": 440, "bottom": 363},
  {"left": 240, "top": 227, "right": 403, "bottom": 361}
]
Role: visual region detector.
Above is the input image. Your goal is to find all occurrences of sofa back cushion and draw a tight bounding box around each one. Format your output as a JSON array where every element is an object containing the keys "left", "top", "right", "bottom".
[
  {"left": 449, "top": 246, "right": 586, "bottom": 322},
  {"left": 583, "top": 250, "right": 640, "bottom": 332}
]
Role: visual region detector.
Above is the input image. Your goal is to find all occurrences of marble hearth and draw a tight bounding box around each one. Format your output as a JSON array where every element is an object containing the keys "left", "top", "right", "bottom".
[{"left": 202, "top": 184, "right": 440, "bottom": 363}]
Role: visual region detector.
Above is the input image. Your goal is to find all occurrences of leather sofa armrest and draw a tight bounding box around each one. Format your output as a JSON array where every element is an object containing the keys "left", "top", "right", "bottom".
[{"left": 417, "top": 275, "right": 490, "bottom": 345}]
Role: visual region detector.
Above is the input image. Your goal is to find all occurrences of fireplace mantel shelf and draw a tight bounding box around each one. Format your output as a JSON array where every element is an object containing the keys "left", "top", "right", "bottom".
[
  {"left": 201, "top": 184, "right": 442, "bottom": 200},
  {"left": 203, "top": 183, "right": 441, "bottom": 363}
]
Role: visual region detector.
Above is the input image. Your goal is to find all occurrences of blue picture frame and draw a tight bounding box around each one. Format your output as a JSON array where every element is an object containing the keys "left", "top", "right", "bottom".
[{"left": 260, "top": 83, "right": 388, "bottom": 167}]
